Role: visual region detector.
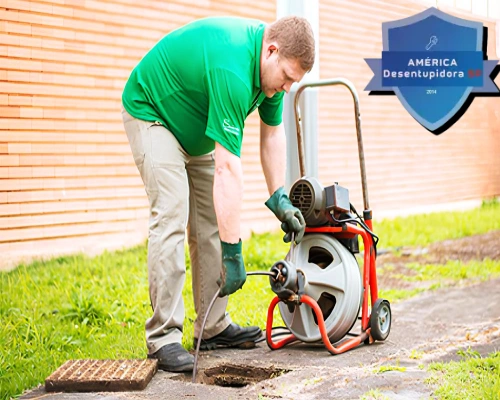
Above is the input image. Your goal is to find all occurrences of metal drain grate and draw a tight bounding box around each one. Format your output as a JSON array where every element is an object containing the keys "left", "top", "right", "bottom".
[{"left": 45, "top": 359, "right": 158, "bottom": 392}]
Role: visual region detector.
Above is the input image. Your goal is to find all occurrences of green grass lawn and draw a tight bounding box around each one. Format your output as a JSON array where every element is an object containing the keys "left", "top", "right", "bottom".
[
  {"left": 361, "top": 349, "right": 500, "bottom": 400},
  {"left": 0, "top": 200, "right": 499, "bottom": 399},
  {"left": 372, "top": 198, "right": 499, "bottom": 248},
  {"left": 427, "top": 349, "right": 500, "bottom": 400},
  {"left": 379, "top": 258, "right": 500, "bottom": 303}
]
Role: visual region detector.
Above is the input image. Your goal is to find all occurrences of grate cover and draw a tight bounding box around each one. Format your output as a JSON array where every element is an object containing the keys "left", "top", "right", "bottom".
[{"left": 45, "top": 359, "right": 158, "bottom": 392}]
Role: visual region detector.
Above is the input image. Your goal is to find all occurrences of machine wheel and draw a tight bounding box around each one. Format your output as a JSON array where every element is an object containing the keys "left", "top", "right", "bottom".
[{"left": 369, "top": 299, "right": 391, "bottom": 341}]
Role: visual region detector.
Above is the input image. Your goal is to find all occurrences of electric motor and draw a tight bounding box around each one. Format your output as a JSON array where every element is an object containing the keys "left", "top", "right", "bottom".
[
  {"left": 289, "top": 177, "right": 351, "bottom": 227},
  {"left": 289, "top": 177, "right": 329, "bottom": 226}
]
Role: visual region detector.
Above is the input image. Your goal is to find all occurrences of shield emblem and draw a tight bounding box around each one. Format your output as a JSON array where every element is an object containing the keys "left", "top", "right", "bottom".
[{"left": 382, "top": 8, "right": 482, "bottom": 132}]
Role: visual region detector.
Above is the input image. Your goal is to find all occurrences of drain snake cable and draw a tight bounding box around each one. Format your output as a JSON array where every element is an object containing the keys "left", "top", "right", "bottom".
[{"left": 192, "top": 270, "right": 286, "bottom": 383}]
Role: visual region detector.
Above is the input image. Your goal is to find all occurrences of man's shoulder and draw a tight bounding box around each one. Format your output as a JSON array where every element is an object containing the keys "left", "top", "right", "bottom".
[
  {"left": 194, "top": 16, "right": 265, "bottom": 30},
  {"left": 200, "top": 17, "right": 264, "bottom": 92},
  {"left": 206, "top": 68, "right": 253, "bottom": 99},
  {"left": 167, "top": 16, "right": 265, "bottom": 44}
]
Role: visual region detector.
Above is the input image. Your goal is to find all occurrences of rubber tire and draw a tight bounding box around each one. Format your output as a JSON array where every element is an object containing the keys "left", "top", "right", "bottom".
[{"left": 370, "top": 299, "right": 391, "bottom": 341}]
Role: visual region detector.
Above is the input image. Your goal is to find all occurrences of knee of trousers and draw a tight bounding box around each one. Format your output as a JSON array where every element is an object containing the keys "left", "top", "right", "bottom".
[{"left": 149, "top": 202, "right": 187, "bottom": 232}]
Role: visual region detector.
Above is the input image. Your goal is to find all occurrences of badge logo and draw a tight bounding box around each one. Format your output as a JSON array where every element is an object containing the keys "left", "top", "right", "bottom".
[{"left": 365, "top": 7, "right": 499, "bottom": 134}]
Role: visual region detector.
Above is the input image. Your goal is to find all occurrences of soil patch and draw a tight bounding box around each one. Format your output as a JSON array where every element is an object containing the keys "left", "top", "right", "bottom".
[
  {"left": 427, "top": 230, "right": 500, "bottom": 262},
  {"left": 375, "top": 230, "right": 500, "bottom": 291}
]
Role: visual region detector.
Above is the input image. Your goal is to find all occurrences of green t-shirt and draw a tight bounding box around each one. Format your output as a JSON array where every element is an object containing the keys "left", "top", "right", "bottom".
[{"left": 122, "top": 17, "right": 284, "bottom": 157}]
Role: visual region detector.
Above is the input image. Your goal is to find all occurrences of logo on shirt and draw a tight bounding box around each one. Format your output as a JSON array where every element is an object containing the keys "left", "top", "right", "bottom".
[{"left": 223, "top": 118, "right": 240, "bottom": 136}]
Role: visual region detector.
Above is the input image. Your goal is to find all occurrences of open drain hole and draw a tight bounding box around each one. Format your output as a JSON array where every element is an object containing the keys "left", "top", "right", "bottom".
[
  {"left": 203, "top": 364, "right": 289, "bottom": 387},
  {"left": 172, "top": 364, "right": 289, "bottom": 387}
]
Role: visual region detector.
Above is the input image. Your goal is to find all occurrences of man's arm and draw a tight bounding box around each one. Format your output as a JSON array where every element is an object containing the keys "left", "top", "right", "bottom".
[
  {"left": 260, "top": 119, "right": 287, "bottom": 196},
  {"left": 260, "top": 119, "right": 306, "bottom": 243},
  {"left": 213, "top": 142, "right": 243, "bottom": 243}
]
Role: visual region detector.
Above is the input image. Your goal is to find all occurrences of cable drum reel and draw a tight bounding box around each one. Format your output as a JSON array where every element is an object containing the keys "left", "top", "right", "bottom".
[{"left": 269, "top": 177, "right": 363, "bottom": 344}]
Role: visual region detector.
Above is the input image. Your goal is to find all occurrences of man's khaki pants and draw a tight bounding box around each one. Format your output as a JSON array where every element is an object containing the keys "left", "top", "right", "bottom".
[{"left": 122, "top": 109, "right": 232, "bottom": 354}]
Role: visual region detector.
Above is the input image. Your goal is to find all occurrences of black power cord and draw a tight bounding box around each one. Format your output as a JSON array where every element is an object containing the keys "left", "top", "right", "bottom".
[
  {"left": 349, "top": 203, "right": 379, "bottom": 256},
  {"left": 327, "top": 204, "right": 379, "bottom": 256}
]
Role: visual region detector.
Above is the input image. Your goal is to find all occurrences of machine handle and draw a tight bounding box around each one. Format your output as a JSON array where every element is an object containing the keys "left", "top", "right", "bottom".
[{"left": 293, "top": 78, "right": 370, "bottom": 211}]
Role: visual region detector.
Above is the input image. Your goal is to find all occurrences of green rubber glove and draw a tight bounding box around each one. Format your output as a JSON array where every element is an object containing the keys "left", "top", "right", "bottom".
[
  {"left": 218, "top": 240, "right": 247, "bottom": 297},
  {"left": 265, "top": 186, "right": 306, "bottom": 244}
]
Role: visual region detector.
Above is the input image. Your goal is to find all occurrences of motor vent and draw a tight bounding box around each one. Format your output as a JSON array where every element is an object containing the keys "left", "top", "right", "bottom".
[
  {"left": 289, "top": 177, "right": 329, "bottom": 226},
  {"left": 290, "top": 182, "right": 314, "bottom": 215}
]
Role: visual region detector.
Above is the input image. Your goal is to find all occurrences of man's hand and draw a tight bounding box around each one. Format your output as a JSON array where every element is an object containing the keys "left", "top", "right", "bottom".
[
  {"left": 265, "top": 187, "right": 306, "bottom": 243},
  {"left": 218, "top": 240, "right": 247, "bottom": 297}
]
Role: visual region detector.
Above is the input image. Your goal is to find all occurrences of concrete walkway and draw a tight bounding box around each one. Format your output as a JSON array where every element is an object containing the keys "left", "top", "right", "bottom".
[{"left": 22, "top": 278, "right": 500, "bottom": 400}]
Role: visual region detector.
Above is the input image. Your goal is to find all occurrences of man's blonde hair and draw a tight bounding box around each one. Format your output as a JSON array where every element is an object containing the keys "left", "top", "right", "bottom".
[{"left": 266, "top": 16, "right": 315, "bottom": 72}]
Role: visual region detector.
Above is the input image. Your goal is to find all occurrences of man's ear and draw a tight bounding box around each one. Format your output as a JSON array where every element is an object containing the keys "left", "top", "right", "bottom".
[{"left": 266, "top": 43, "right": 279, "bottom": 59}]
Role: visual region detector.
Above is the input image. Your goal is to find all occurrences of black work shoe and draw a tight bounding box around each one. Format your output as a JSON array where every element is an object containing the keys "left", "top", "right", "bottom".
[
  {"left": 194, "top": 323, "right": 262, "bottom": 350},
  {"left": 147, "top": 343, "right": 194, "bottom": 372}
]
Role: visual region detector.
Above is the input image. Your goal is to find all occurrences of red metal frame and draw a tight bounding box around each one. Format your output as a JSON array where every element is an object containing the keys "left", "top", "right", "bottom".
[
  {"left": 266, "top": 295, "right": 371, "bottom": 354},
  {"left": 266, "top": 222, "right": 377, "bottom": 354}
]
